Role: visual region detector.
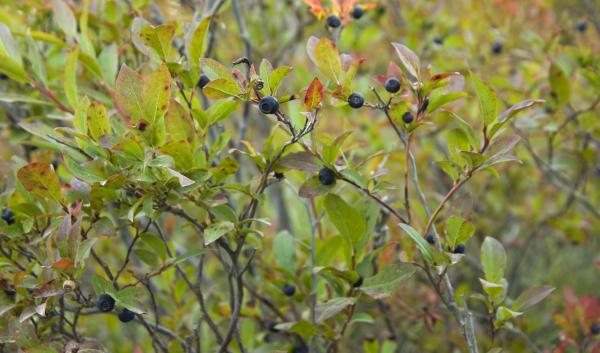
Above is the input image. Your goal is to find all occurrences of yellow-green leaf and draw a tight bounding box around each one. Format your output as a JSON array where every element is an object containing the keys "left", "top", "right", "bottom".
[
  {"left": 87, "top": 101, "right": 110, "bottom": 140},
  {"left": 315, "top": 37, "right": 342, "bottom": 83},
  {"left": 187, "top": 16, "right": 212, "bottom": 68},
  {"left": 17, "top": 163, "right": 63, "bottom": 203},
  {"left": 139, "top": 23, "right": 176, "bottom": 61},
  {"left": 64, "top": 47, "right": 79, "bottom": 109}
]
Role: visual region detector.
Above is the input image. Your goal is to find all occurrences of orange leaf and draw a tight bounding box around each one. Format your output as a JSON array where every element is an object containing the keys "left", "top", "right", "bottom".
[
  {"left": 305, "top": 77, "right": 325, "bottom": 111},
  {"left": 51, "top": 258, "right": 74, "bottom": 272}
]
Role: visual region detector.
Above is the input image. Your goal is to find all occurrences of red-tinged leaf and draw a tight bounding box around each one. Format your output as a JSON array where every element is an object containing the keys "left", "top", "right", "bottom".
[
  {"left": 51, "top": 258, "right": 74, "bottom": 272},
  {"left": 299, "top": 176, "right": 333, "bottom": 198},
  {"left": 17, "top": 162, "right": 63, "bottom": 203},
  {"left": 278, "top": 152, "right": 321, "bottom": 171},
  {"left": 430, "top": 72, "right": 461, "bottom": 81},
  {"left": 305, "top": 77, "right": 324, "bottom": 111},
  {"left": 304, "top": 0, "right": 326, "bottom": 17},
  {"left": 391, "top": 42, "right": 421, "bottom": 83}
]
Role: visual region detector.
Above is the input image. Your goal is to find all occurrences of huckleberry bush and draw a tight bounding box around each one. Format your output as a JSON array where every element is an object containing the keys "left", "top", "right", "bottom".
[{"left": 1, "top": 1, "right": 599, "bottom": 353}]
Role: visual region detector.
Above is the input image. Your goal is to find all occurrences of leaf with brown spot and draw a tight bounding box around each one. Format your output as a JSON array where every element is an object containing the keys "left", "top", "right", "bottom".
[{"left": 17, "top": 162, "right": 63, "bottom": 203}]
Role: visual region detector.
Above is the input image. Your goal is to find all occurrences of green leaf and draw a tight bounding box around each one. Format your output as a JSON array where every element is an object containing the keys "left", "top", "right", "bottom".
[
  {"left": 115, "top": 287, "right": 146, "bottom": 314},
  {"left": 0, "top": 93, "right": 50, "bottom": 105},
  {"left": 75, "top": 238, "right": 97, "bottom": 267},
  {"left": 361, "top": 263, "right": 416, "bottom": 299},
  {"left": 168, "top": 247, "right": 206, "bottom": 265},
  {"left": 315, "top": 37, "right": 342, "bottom": 83},
  {"left": 512, "top": 285, "right": 555, "bottom": 311},
  {"left": 142, "top": 63, "right": 171, "bottom": 123},
  {"left": 64, "top": 47, "right": 79, "bottom": 109},
  {"left": 298, "top": 176, "right": 333, "bottom": 198},
  {"left": 471, "top": 74, "right": 497, "bottom": 126},
  {"left": 187, "top": 17, "right": 212, "bottom": 68},
  {"left": 549, "top": 63, "right": 570, "bottom": 107},
  {"left": 201, "top": 58, "right": 232, "bottom": 81},
  {"left": 204, "top": 221, "right": 235, "bottom": 246},
  {"left": 203, "top": 79, "right": 242, "bottom": 99},
  {"left": 139, "top": 23, "right": 176, "bottom": 61},
  {"left": 207, "top": 100, "right": 239, "bottom": 124},
  {"left": 98, "top": 43, "right": 118, "bottom": 86},
  {"left": 52, "top": 0, "right": 77, "bottom": 40},
  {"left": 315, "top": 297, "right": 356, "bottom": 323},
  {"left": 481, "top": 236, "right": 507, "bottom": 283},
  {"left": 17, "top": 163, "right": 63, "bottom": 203},
  {"left": 323, "top": 194, "right": 366, "bottom": 251},
  {"left": 115, "top": 64, "right": 171, "bottom": 123},
  {"left": 445, "top": 215, "right": 475, "bottom": 248},
  {"left": 26, "top": 33, "right": 47, "bottom": 86},
  {"left": 391, "top": 42, "right": 421, "bottom": 83},
  {"left": 87, "top": 101, "right": 110, "bottom": 140},
  {"left": 91, "top": 274, "right": 114, "bottom": 295},
  {"left": 278, "top": 152, "right": 321, "bottom": 171},
  {"left": 269, "top": 66, "right": 293, "bottom": 95},
  {"left": 274, "top": 231, "right": 296, "bottom": 273},
  {"left": 398, "top": 223, "right": 433, "bottom": 263}
]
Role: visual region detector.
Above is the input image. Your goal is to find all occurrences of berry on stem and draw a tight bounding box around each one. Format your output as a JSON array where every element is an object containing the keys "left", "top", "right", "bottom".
[
  {"left": 351, "top": 6, "right": 364, "bottom": 19},
  {"left": 426, "top": 234, "right": 435, "bottom": 245},
  {"left": 259, "top": 96, "right": 279, "bottom": 114},
  {"left": 318, "top": 167, "right": 336, "bottom": 186},
  {"left": 326, "top": 15, "right": 341, "bottom": 28},
  {"left": 96, "top": 294, "right": 115, "bottom": 312},
  {"left": 491, "top": 41, "right": 503, "bottom": 55},
  {"left": 2, "top": 208, "right": 15, "bottom": 225},
  {"left": 591, "top": 323, "right": 600, "bottom": 335},
  {"left": 267, "top": 322, "right": 279, "bottom": 333},
  {"left": 282, "top": 284, "right": 296, "bottom": 297},
  {"left": 576, "top": 21, "right": 588, "bottom": 32},
  {"left": 352, "top": 276, "right": 364, "bottom": 288},
  {"left": 348, "top": 92, "right": 364, "bottom": 108},
  {"left": 433, "top": 36, "right": 443, "bottom": 45},
  {"left": 118, "top": 308, "right": 136, "bottom": 323},
  {"left": 402, "top": 112, "right": 414, "bottom": 124},
  {"left": 197, "top": 74, "right": 210, "bottom": 89},
  {"left": 454, "top": 244, "right": 466, "bottom": 254},
  {"left": 384, "top": 77, "right": 401, "bottom": 93}
]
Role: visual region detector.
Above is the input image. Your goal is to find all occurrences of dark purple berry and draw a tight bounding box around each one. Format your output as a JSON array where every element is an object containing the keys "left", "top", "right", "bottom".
[
  {"left": 454, "top": 244, "right": 466, "bottom": 254},
  {"left": 118, "top": 308, "right": 135, "bottom": 323},
  {"left": 384, "top": 77, "right": 401, "bottom": 93},
  {"left": 591, "top": 323, "right": 600, "bottom": 335},
  {"left": 282, "top": 284, "right": 296, "bottom": 297},
  {"left": 348, "top": 93, "right": 364, "bottom": 108},
  {"left": 491, "top": 41, "right": 503, "bottom": 55},
  {"left": 318, "top": 167, "right": 336, "bottom": 186},
  {"left": 267, "top": 321, "right": 279, "bottom": 333},
  {"left": 326, "top": 15, "right": 341, "bottom": 28},
  {"left": 352, "top": 276, "right": 364, "bottom": 288},
  {"left": 259, "top": 96, "right": 279, "bottom": 114},
  {"left": 576, "top": 21, "right": 588, "bottom": 32},
  {"left": 426, "top": 234, "right": 435, "bottom": 245},
  {"left": 351, "top": 6, "right": 364, "bottom": 19},
  {"left": 198, "top": 74, "right": 210, "bottom": 89},
  {"left": 402, "top": 112, "right": 414, "bottom": 124},
  {"left": 96, "top": 294, "right": 115, "bottom": 312},
  {"left": 2, "top": 209, "right": 15, "bottom": 225}
]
